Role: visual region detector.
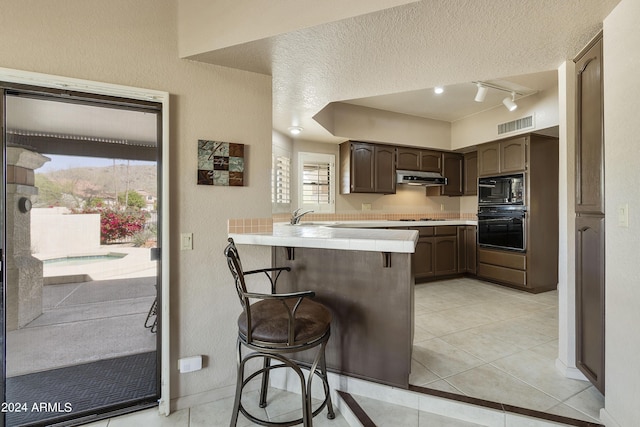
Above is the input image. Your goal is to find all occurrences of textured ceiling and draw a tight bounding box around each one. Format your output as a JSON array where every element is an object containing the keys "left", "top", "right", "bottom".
[{"left": 191, "top": 0, "right": 620, "bottom": 143}]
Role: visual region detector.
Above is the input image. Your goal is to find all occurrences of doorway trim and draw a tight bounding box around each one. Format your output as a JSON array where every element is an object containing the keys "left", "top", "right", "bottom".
[{"left": 0, "top": 67, "right": 171, "bottom": 416}]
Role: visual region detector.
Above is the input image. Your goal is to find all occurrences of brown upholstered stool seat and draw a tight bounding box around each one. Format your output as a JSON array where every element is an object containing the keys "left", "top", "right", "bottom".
[{"left": 238, "top": 299, "right": 332, "bottom": 344}]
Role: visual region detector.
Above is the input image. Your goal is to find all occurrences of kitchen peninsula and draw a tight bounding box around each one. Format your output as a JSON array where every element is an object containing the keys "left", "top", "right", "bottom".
[{"left": 229, "top": 219, "right": 474, "bottom": 388}]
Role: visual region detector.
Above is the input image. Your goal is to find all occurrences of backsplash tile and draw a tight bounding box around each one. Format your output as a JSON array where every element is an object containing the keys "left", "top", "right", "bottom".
[
  {"left": 229, "top": 212, "right": 477, "bottom": 233},
  {"left": 227, "top": 218, "right": 273, "bottom": 234}
]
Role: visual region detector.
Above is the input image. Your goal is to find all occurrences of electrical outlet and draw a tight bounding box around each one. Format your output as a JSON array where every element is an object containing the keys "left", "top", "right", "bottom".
[
  {"left": 362, "top": 203, "right": 372, "bottom": 211},
  {"left": 181, "top": 233, "right": 193, "bottom": 250},
  {"left": 178, "top": 355, "right": 202, "bottom": 373}
]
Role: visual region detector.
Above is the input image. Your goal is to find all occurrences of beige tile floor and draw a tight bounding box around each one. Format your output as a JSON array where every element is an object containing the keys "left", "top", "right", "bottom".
[
  {"left": 86, "top": 277, "right": 603, "bottom": 427},
  {"left": 83, "top": 389, "right": 349, "bottom": 427},
  {"left": 84, "top": 388, "right": 491, "bottom": 427},
  {"left": 410, "top": 277, "right": 604, "bottom": 424}
]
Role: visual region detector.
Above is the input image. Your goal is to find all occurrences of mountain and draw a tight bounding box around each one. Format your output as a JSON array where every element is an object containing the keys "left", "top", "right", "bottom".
[{"left": 36, "top": 164, "right": 157, "bottom": 203}]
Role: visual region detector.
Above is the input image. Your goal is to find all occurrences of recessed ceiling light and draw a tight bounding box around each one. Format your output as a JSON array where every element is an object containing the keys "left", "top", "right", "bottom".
[
  {"left": 434, "top": 86, "right": 444, "bottom": 95},
  {"left": 288, "top": 126, "right": 303, "bottom": 135}
]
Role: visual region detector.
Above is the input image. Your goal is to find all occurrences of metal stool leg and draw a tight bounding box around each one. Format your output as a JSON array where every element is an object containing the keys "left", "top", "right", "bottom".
[
  {"left": 319, "top": 342, "right": 335, "bottom": 419},
  {"left": 259, "top": 356, "right": 271, "bottom": 408},
  {"left": 230, "top": 339, "right": 244, "bottom": 427}
]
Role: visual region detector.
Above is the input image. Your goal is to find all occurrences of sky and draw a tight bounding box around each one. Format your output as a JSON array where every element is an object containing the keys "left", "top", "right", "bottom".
[{"left": 37, "top": 154, "right": 156, "bottom": 173}]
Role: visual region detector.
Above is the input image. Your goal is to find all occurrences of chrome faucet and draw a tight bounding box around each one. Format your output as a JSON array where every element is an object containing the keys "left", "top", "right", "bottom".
[{"left": 290, "top": 208, "right": 314, "bottom": 225}]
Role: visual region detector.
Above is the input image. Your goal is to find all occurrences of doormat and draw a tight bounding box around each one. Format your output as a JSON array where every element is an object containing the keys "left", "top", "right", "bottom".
[{"left": 5, "top": 351, "right": 158, "bottom": 426}]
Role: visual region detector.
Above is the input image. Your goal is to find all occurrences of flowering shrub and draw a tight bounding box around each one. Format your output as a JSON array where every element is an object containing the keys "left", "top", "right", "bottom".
[{"left": 73, "top": 207, "right": 147, "bottom": 244}]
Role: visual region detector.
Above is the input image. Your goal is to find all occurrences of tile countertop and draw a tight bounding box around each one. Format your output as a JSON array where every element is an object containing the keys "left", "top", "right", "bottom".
[{"left": 228, "top": 220, "right": 477, "bottom": 254}]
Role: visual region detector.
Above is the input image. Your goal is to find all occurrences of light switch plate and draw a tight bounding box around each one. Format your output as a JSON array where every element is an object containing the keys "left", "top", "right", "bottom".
[
  {"left": 181, "top": 233, "right": 193, "bottom": 250},
  {"left": 618, "top": 204, "right": 629, "bottom": 228}
]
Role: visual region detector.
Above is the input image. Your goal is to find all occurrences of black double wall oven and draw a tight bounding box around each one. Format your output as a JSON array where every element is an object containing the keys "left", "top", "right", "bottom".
[{"left": 477, "top": 173, "right": 526, "bottom": 252}]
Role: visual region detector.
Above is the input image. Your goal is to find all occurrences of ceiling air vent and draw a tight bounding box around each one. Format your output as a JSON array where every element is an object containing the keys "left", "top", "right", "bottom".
[{"left": 497, "top": 115, "right": 534, "bottom": 135}]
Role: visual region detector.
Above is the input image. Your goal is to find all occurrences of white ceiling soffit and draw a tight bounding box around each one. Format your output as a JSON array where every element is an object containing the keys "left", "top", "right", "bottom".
[
  {"left": 190, "top": 0, "right": 620, "bottom": 143},
  {"left": 5, "top": 95, "right": 158, "bottom": 145},
  {"left": 341, "top": 70, "right": 558, "bottom": 123}
]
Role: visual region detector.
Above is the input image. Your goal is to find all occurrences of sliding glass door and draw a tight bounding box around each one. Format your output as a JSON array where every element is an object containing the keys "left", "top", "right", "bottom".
[{"left": 1, "top": 84, "right": 162, "bottom": 426}]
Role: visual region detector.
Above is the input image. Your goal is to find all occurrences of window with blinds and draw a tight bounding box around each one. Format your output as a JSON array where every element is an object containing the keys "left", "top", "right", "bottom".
[
  {"left": 272, "top": 153, "right": 291, "bottom": 205},
  {"left": 298, "top": 152, "right": 335, "bottom": 213},
  {"left": 302, "top": 162, "right": 330, "bottom": 205}
]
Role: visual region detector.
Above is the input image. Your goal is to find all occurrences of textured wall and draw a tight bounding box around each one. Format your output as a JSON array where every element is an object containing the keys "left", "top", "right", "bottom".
[
  {"left": 602, "top": 0, "right": 640, "bottom": 425},
  {"left": 0, "top": 0, "right": 272, "bottom": 406}
]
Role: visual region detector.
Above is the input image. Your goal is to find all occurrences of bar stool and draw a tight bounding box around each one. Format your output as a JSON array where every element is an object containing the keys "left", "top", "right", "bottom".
[{"left": 224, "top": 238, "right": 335, "bottom": 426}]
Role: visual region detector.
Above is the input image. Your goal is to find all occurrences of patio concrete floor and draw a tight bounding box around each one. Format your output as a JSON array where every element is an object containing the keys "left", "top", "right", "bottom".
[{"left": 7, "top": 248, "right": 157, "bottom": 377}]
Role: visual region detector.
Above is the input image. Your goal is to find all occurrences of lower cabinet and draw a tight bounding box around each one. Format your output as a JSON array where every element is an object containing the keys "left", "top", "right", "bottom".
[
  {"left": 413, "top": 235, "right": 434, "bottom": 278},
  {"left": 413, "top": 226, "right": 468, "bottom": 281},
  {"left": 434, "top": 235, "right": 457, "bottom": 275},
  {"left": 575, "top": 215, "right": 605, "bottom": 393},
  {"left": 458, "top": 225, "right": 477, "bottom": 274},
  {"left": 477, "top": 248, "right": 527, "bottom": 288}
]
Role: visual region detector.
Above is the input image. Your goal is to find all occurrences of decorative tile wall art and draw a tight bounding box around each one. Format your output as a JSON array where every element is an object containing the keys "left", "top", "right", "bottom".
[{"left": 197, "top": 140, "right": 245, "bottom": 186}]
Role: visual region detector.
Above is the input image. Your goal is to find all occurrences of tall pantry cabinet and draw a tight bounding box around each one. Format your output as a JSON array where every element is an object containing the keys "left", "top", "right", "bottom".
[{"left": 575, "top": 33, "right": 605, "bottom": 394}]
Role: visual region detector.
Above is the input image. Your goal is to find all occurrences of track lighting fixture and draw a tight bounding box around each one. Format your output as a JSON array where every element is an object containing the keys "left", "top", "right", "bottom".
[
  {"left": 474, "top": 83, "right": 488, "bottom": 102},
  {"left": 473, "top": 81, "right": 524, "bottom": 111},
  {"left": 502, "top": 92, "right": 518, "bottom": 112}
]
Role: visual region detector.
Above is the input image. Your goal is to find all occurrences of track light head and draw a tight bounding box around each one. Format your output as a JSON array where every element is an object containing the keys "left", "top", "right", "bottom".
[
  {"left": 474, "top": 83, "right": 487, "bottom": 102},
  {"left": 502, "top": 92, "right": 518, "bottom": 112}
]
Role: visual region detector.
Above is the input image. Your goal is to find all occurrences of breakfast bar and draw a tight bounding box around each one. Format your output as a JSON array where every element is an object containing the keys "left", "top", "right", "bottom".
[{"left": 229, "top": 221, "right": 429, "bottom": 388}]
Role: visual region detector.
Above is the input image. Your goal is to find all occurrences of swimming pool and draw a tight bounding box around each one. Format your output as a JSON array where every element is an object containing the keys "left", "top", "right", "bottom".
[{"left": 43, "top": 253, "right": 127, "bottom": 266}]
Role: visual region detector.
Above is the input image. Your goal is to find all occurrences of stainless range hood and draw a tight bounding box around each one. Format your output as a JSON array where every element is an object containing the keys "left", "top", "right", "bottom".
[{"left": 396, "top": 170, "right": 447, "bottom": 186}]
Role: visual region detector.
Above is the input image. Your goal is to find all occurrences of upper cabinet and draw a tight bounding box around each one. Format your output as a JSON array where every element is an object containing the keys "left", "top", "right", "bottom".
[
  {"left": 478, "top": 136, "right": 528, "bottom": 176},
  {"left": 440, "top": 152, "right": 463, "bottom": 196},
  {"left": 396, "top": 147, "right": 420, "bottom": 170},
  {"left": 374, "top": 145, "right": 397, "bottom": 194},
  {"left": 463, "top": 151, "right": 478, "bottom": 195},
  {"left": 420, "top": 150, "right": 442, "bottom": 172},
  {"left": 575, "top": 36, "right": 604, "bottom": 215},
  {"left": 340, "top": 141, "right": 396, "bottom": 194},
  {"left": 397, "top": 147, "right": 441, "bottom": 172}
]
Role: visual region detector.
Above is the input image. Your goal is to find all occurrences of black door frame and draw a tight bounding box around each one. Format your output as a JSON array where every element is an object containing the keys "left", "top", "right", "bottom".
[{"left": 0, "top": 81, "right": 165, "bottom": 426}]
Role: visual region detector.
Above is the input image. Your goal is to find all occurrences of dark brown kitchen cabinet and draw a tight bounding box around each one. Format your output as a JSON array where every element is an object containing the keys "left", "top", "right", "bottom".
[
  {"left": 411, "top": 227, "right": 434, "bottom": 279},
  {"left": 374, "top": 145, "right": 396, "bottom": 194},
  {"left": 477, "top": 142, "right": 500, "bottom": 176},
  {"left": 441, "top": 153, "right": 463, "bottom": 196},
  {"left": 413, "top": 226, "right": 458, "bottom": 280},
  {"left": 477, "top": 137, "right": 527, "bottom": 177},
  {"left": 434, "top": 236, "right": 457, "bottom": 275},
  {"left": 575, "top": 33, "right": 605, "bottom": 395},
  {"left": 420, "top": 150, "right": 442, "bottom": 172},
  {"left": 501, "top": 137, "right": 528, "bottom": 173},
  {"left": 396, "top": 147, "right": 421, "bottom": 170},
  {"left": 477, "top": 248, "right": 527, "bottom": 288},
  {"left": 463, "top": 151, "right": 477, "bottom": 195},
  {"left": 396, "top": 147, "right": 441, "bottom": 172},
  {"left": 575, "top": 215, "right": 605, "bottom": 393},
  {"left": 458, "top": 225, "right": 476, "bottom": 274},
  {"left": 340, "top": 141, "right": 395, "bottom": 194},
  {"left": 576, "top": 37, "right": 604, "bottom": 215}
]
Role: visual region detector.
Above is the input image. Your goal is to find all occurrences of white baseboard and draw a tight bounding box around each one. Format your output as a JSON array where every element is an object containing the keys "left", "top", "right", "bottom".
[
  {"left": 270, "top": 370, "right": 506, "bottom": 427},
  {"left": 170, "top": 382, "right": 256, "bottom": 412},
  {"left": 599, "top": 408, "right": 622, "bottom": 427},
  {"left": 555, "top": 358, "right": 589, "bottom": 381}
]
